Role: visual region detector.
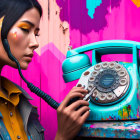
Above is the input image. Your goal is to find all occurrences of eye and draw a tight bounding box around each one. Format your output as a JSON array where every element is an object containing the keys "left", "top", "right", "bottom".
[
  {"left": 35, "top": 33, "right": 40, "bottom": 37},
  {"left": 20, "top": 28, "right": 29, "bottom": 33},
  {"left": 35, "top": 30, "right": 40, "bottom": 37}
]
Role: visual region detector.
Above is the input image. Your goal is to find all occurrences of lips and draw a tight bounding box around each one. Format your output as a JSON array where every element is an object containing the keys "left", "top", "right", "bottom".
[
  {"left": 24, "top": 53, "right": 33, "bottom": 58},
  {"left": 24, "top": 54, "right": 33, "bottom": 61}
]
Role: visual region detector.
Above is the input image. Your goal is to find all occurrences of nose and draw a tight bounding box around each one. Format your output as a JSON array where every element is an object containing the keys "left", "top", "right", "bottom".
[{"left": 29, "top": 34, "right": 39, "bottom": 49}]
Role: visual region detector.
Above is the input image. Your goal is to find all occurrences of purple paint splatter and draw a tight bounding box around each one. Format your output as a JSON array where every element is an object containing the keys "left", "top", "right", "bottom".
[{"left": 56, "top": 0, "right": 122, "bottom": 33}]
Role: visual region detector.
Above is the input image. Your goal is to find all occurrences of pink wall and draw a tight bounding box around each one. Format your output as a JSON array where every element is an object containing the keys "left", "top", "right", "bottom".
[{"left": 2, "top": 0, "right": 140, "bottom": 140}]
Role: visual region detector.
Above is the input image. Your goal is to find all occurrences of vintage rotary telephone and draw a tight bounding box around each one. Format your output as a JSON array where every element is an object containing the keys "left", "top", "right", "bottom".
[{"left": 62, "top": 40, "right": 140, "bottom": 121}]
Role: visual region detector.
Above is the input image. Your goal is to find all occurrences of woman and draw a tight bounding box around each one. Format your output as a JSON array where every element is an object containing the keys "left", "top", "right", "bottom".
[{"left": 0, "top": 0, "right": 90, "bottom": 140}]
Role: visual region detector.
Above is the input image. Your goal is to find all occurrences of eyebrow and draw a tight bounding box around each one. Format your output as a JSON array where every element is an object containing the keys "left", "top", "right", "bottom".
[{"left": 20, "top": 20, "right": 40, "bottom": 31}]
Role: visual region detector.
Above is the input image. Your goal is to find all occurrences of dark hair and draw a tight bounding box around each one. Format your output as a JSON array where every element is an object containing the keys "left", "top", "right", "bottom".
[{"left": 0, "top": 0, "right": 42, "bottom": 40}]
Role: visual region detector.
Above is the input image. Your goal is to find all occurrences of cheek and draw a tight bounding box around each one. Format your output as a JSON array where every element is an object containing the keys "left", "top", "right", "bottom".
[
  {"left": 10, "top": 29, "right": 23, "bottom": 43},
  {"left": 7, "top": 28, "right": 27, "bottom": 58}
]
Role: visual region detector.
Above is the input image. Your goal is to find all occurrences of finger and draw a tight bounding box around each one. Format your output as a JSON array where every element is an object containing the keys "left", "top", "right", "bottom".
[
  {"left": 71, "top": 87, "right": 88, "bottom": 94},
  {"left": 73, "top": 86, "right": 85, "bottom": 89},
  {"left": 59, "top": 92, "right": 84, "bottom": 109},
  {"left": 79, "top": 111, "right": 90, "bottom": 124},
  {"left": 59, "top": 87, "right": 88, "bottom": 109},
  {"left": 70, "top": 89, "right": 88, "bottom": 99},
  {"left": 68, "top": 100, "right": 89, "bottom": 111},
  {"left": 77, "top": 106, "right": 90, "bottom": 116}
]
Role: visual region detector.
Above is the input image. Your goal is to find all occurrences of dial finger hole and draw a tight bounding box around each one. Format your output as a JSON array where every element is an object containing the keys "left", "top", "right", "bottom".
[
  {"left": 92, "top": 71, "right": 98, "bottom": 77},
  {"left": 92, "top": 90, "right": 99, "bottom": 98},
  {"left": 87, "top": 84, "right": 94, "bottom": 91},
  {"left": 84, "top": 71, "right": 90, "bottom": 76},
  {"left": 115, "top": 64, "right": 122, "bottom": 71},
  {"left": 102, "top": 62, "right": 108, "bottom": 69},
  {"left": 77, "top": 84, "right": 82, "bottom": 87},
  {"left": 94, "top": 64, "right": 101, "bottom": 71},
  {"left": 89, "top": 77, "right": 95, "bottom": 82},
  {"left": 109, "top": 62, "right": 116, "bottom": 68},
  {"left": 119, "top": 78, "right": 127, "bottom": 86},
  {"left": 118, "top": 70, "right": 126, "bottom": 77},
  {"left": 99, "top": 93, "right": 107, "bottom": 101},
  {"left": 107, "top": 93, "right": 114, "bottom": 100}
]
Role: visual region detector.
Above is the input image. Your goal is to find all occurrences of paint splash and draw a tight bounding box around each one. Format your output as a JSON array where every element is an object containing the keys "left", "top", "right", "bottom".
[
  {"left": 86, "top": 0, "right": 102, "bottom": 19},
  {"left": 11, "top": 29, "right": 18, "bottom": 39},
  {"left": 118, "top": 105, "right": 131, "bottom": 119},
  {"left": 131, "top": 0, "right": 140, "bottom": 7},
  {"left": 80, "top": 121, "right": 140, "bottom": 138},
  {"left": 13, "top": 32, "right": 17, "bottom": 38},
  {"left": 56, "top": 0, "right": 122, "bottom": 33}
]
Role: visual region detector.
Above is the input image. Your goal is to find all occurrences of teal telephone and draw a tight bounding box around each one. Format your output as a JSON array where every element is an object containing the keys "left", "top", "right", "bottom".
[{"left": 62, "top": 40, "right": 140, "bottom": 121}]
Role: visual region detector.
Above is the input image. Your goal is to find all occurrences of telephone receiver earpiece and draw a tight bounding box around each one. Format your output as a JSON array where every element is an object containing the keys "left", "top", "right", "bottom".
[
  {"left": 2, "top": 39, "right": 59, "bottom": 110},
  {"left": 62, "top": 40, "right": 140, "bottom": 83},
  {"left": 62, "top": 53, "right": 92, "bottom": 83}
]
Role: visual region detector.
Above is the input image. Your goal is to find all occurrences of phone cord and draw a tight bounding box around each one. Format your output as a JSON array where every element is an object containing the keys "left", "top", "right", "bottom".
[{"left": 3, "top": 39, "right": 59, "bottom": 110}]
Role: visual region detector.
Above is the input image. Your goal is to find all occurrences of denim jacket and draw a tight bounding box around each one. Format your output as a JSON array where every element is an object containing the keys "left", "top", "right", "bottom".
[{"left": 0, "top": 83, "right": 45, "bottom": 140}]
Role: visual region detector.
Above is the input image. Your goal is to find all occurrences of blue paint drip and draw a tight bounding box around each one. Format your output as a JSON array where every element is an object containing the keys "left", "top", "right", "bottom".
[{"left": 86, "top": 0, "right": 102, "bottom": 19}]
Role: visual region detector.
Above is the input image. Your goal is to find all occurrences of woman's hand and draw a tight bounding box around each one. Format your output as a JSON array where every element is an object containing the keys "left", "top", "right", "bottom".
[{"left": 55, "top": 86, "right": 90, "bottom": 140}]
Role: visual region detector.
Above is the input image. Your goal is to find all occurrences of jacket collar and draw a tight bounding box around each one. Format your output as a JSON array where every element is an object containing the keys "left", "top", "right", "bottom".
[{"left": 11, "top": 82, "right": 33, "bottom": 100}]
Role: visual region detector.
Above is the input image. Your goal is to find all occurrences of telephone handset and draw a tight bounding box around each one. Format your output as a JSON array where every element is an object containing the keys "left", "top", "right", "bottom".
[{"left": 62, "top": 40, "right": 140, "bottom": 121}]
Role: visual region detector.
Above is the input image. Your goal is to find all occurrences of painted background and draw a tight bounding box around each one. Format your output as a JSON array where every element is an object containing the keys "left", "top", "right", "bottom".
[{"left": 1, "top": 0, "right": 140, "bottom": 139}]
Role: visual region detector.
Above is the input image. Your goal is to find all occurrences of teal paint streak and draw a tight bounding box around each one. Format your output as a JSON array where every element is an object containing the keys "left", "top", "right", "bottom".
[{"left": 86, "top": 0, "right": 102, "bottom": 19}]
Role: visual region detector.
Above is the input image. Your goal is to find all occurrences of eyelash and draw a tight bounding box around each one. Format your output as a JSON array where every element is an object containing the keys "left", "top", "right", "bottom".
[
  {"left": 21, "top": 28, "right": 29, "bottom": 33},
  {"left": 21, "top": 28, "right": 40, "bottom": 37},
  {"left": 35, "top": 33, "right": 40, "bottom": 37}
]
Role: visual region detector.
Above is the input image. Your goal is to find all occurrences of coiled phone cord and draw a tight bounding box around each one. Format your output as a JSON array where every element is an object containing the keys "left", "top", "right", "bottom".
[{"left": 2, "top": 39, "right": 59, "bottom": 110}]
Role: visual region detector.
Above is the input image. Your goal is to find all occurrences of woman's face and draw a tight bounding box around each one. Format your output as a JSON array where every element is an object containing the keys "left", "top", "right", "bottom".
[{"left": 0, "top": 8, "right": 41, "bottom": 69}]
